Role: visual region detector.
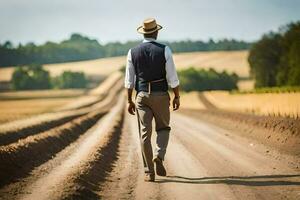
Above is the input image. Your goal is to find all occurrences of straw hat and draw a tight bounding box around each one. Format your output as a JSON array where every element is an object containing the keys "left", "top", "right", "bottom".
[{"left": 137, "top": 18, "right": 163, "bottom": 34}]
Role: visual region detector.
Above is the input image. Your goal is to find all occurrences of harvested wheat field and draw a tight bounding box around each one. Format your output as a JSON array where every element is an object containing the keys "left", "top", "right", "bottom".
[
  {"left": 0, "top": 56, "right": 126, "bottom": 82},
  {"left": 0, "top": 89, "right": 87, "bottom": 124},
  {"left": 0, "top": 98, "right": 75, "bottom": 124},
  {"left": 204, "top": 91, "right": 300, "bottom": 118},
  {"left": 174, "top": 50, "right": 249, "bottom": 77}
]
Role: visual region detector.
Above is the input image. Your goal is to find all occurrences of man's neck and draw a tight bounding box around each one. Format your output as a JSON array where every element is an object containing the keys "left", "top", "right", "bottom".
[{"left": 143, "top": 37, "right": 156, "bottom": 42}]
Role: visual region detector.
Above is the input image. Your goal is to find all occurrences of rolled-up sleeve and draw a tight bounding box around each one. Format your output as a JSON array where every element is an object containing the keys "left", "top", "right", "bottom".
[
  {"left": 124, "top": 49, "right": 135, "bottom": 89},
  {"left": 165, "top": 46, "right": 179, "bottom": 88}
]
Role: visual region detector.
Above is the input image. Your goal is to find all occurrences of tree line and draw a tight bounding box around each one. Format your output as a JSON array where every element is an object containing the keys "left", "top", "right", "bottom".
[
  {"left": 178, "top": 68, "right": 238, "bottom": 92},
  {"left": 0, "top": 34, "right": 251, "bottom": 67},
  {"left": 248, "top": 21, "right": 300, "bottom": 87},
  {"left": 11, "top": 64, "right": 87, "bottom": 90}
]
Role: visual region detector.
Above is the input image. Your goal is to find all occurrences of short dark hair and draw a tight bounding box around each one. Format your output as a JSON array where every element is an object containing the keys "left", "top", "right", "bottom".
[{"left": 143, "top": 31, "right": 158, "bottom": 39}]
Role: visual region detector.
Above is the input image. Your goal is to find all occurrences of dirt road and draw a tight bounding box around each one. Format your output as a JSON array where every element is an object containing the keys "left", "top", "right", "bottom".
[{"left": 100, "top": 112, "right": 300, "bottom": 200}]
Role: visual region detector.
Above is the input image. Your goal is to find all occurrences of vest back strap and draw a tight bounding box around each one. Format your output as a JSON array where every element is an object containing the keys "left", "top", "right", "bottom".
[{"left": 148, "top": 78, "right": 166, "bottom": 94}]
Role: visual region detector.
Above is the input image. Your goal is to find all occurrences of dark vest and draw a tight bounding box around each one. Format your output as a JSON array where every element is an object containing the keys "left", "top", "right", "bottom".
[{"left": 131, "top": 41, "right": 168, "bottom": 93}]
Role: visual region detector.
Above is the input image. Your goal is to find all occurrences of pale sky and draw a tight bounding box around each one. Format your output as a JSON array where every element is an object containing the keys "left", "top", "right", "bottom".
[{"left": 1, "top": 0, "right": 300, "bottom": 45}]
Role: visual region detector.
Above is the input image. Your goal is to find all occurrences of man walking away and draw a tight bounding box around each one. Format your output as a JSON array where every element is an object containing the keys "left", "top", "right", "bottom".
[{"left": 124, "top": 18, "right": 180, "bottom": 182}]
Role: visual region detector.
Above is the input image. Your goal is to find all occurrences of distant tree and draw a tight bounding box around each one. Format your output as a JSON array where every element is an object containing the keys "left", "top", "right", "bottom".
[
  {"left": 29, "top": 64, "right": 52, "bottom": 89},
  {"left": 11, "top": 64, "right": 51, "bottom": 90},
  {"left": 287, "top": 41, "right": 300, "bottom": 85},
  {"left": 248, "top": 33, "right": 282, "bottom": 87},
  {"left": 248, "top": 21, "right": 300, "bottom": 87},
  {"left": 3, "top": 41, "right": 13, "bottom": 49},
  {"left": 53, "top": 71, "right": 87, "bottom": 89},
  {"left": 278, "top": 22, "right": 300, "bottom": 86},
  {"left": 11, "top": 66, "right": 31, "bottom": 90}
]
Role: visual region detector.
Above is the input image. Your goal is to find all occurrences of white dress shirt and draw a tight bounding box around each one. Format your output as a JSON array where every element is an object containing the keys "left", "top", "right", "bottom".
[{"left": 124, "top": 38, "right": 180, "bottom": 89}]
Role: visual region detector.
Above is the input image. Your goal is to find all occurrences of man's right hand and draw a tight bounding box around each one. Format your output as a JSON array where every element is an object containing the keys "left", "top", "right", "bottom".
[
  {"left": 172, "top": 97, "right": 180, "bottom": 111},
  {"left": 172, "top": 86, "right": 180, "bottom": 111},
  {"left": 128, "top": 101, "right": 136, "bottom": 115}
]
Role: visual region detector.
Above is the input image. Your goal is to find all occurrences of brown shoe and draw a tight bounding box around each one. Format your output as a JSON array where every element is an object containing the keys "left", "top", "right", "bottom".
[
  {"left": 153, "top": 157, "right": 166, "bottom": 176},
  {"left": 144, "top": 173, "right": 155, "bottom": 182}
]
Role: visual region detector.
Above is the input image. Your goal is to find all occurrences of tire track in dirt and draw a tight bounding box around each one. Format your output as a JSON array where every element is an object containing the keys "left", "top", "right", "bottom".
[
  {"left": 0, "top": 109, "right": 107, "bottom": 187},
  {"left": 18, "top": 93, "right": 125, "bottom": 200},
  {"left": 58, "top": 72, "right": 122, "bottom": 111},
  {"left": 0, "top": 74, "right": 124, "bottom": 191},
  {"left": 98, "top": 113, "right": 142, "bottom": 199},
  {"left": 198, "top": 92, "right": 217, "bottom": 109},
  {"left": 59, "top": 77, "right": 124, "bottom": 111},
  {"left": 0, "top": 112, "right": 86, "bottom": 146}
]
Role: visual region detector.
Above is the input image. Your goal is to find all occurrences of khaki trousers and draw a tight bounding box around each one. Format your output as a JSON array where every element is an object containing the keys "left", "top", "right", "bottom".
[{"left": 135, "top": 91, "right": 171, "bottom": 174}]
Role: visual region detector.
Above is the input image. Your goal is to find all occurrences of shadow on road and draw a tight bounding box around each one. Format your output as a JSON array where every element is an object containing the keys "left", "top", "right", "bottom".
[{"left": 155, "top": 174, "right": 300, "bottom": 186}]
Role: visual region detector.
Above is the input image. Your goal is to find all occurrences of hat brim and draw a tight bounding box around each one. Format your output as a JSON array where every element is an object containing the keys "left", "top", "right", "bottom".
[{"left": 137, "top": 24, "right": 163, "bottom": 34}]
